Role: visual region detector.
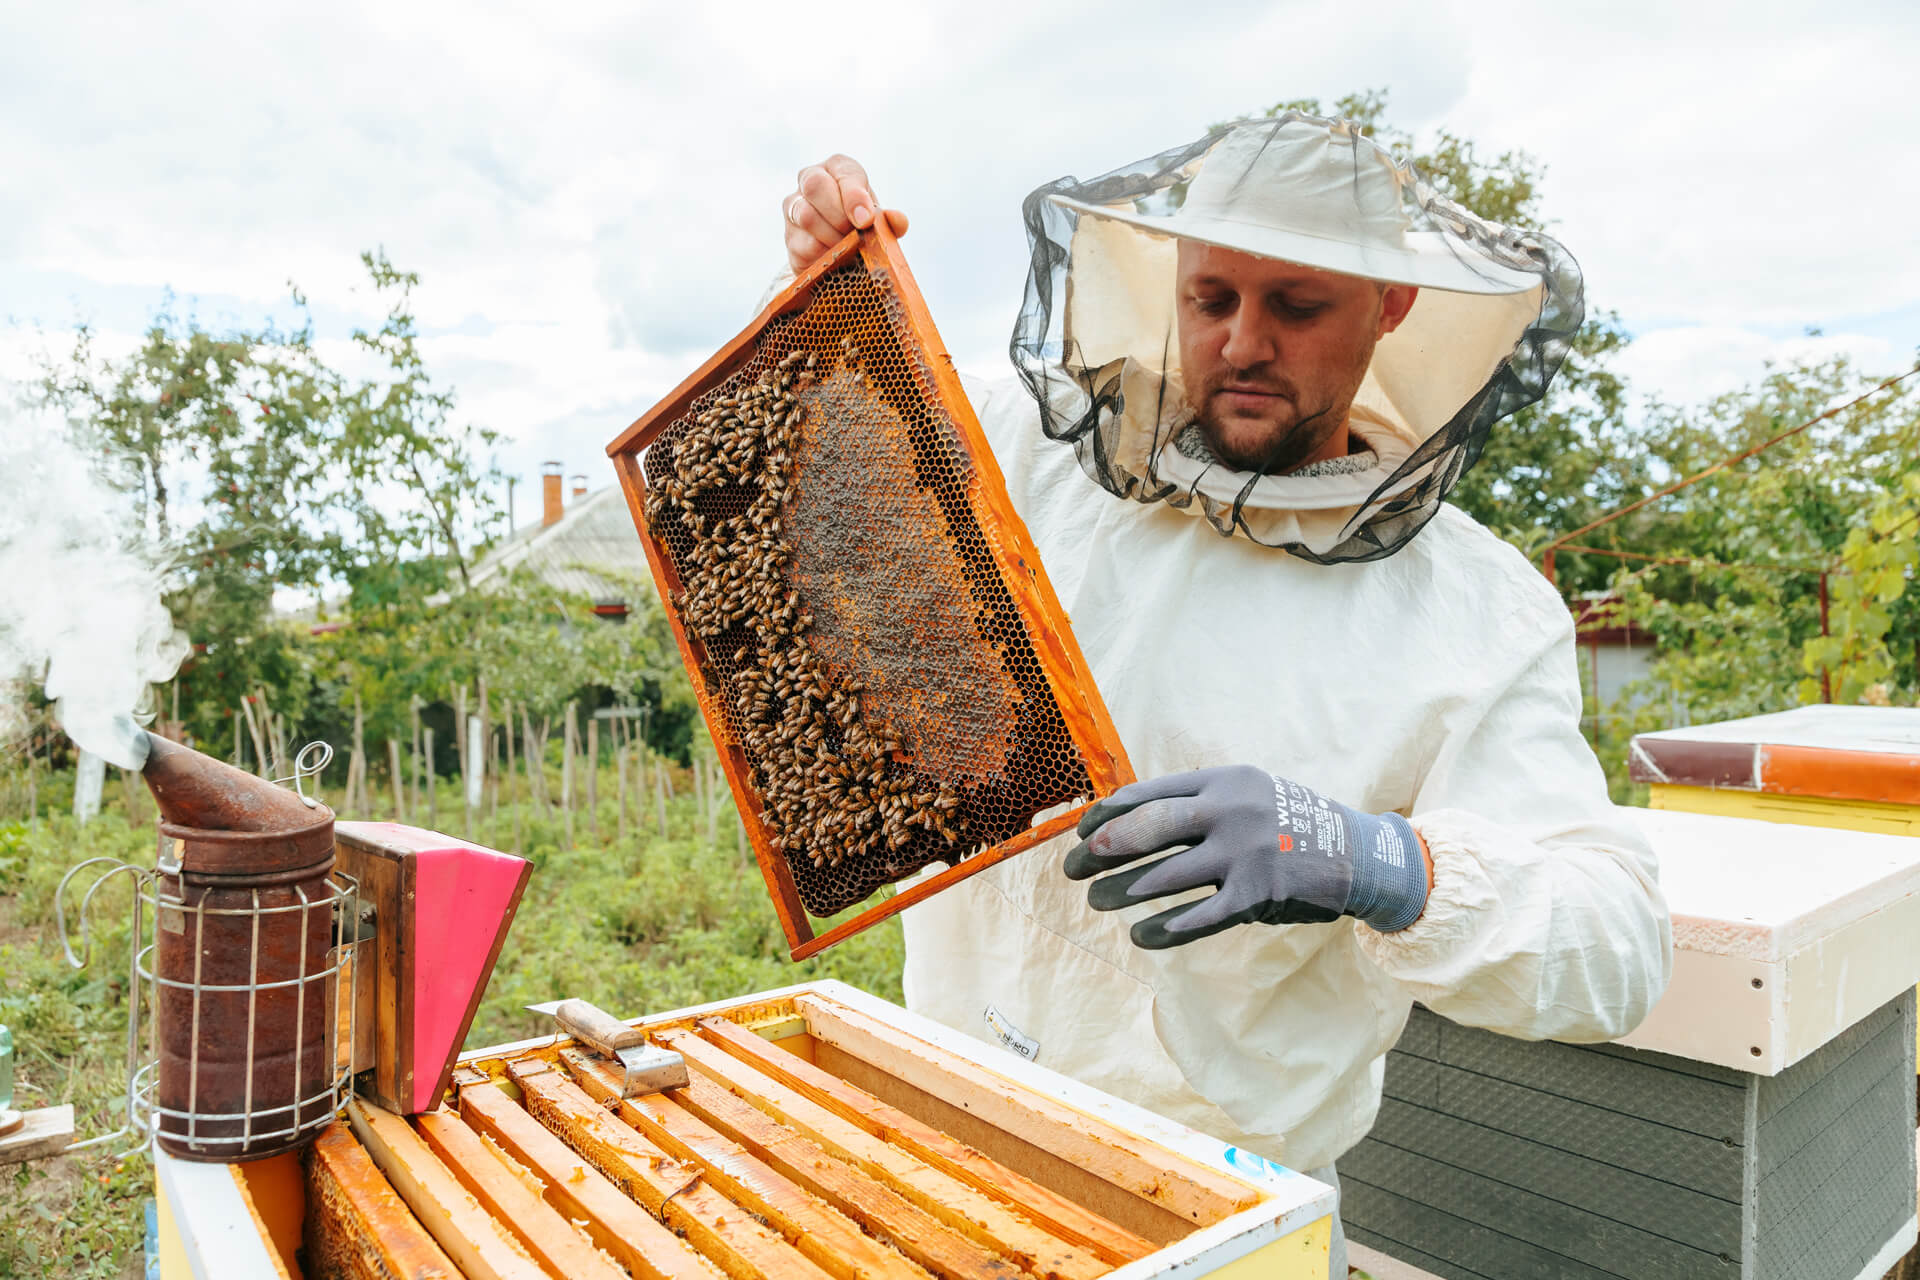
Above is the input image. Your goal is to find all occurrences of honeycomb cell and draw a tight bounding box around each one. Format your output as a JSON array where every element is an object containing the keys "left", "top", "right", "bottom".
[{"left": 637, "top": 259, "right": 1100, "bottom": 918}]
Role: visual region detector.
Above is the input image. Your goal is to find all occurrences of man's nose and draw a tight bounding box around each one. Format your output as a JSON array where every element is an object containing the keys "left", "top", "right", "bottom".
[{"left": 1220, "top": 307, "right": 1279, "bottom": 371}]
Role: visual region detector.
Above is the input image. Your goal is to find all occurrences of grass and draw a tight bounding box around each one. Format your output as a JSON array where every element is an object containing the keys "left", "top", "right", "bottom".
[{"left": 0, "top": 758, "right": 903, "bottom": 1276}]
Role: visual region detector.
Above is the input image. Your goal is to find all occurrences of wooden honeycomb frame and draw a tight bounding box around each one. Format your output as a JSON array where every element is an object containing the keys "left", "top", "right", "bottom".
[
  {"left": 607, "top": 221, "right": 1132, "bottom": 959},
  {"left": 279, "top": 982, "right": 1333, "bottom": 1280}
]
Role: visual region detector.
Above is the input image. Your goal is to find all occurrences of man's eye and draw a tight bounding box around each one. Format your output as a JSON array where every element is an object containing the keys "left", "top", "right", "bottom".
[
  {"left": 1276, "top": 300, "right": 1326, "bottom": 319},
  {"left": 1193, "top": 296, "right": 1233, "bottom": 316}
]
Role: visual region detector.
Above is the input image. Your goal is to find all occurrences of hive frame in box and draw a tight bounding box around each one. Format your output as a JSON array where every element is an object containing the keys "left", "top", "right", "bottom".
[{"left": 607, "top": 221, "right": 1132, "bottom": 959}]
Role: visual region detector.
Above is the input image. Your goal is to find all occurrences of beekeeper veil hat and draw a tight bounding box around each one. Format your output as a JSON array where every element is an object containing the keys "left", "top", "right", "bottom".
[{"left": 1011, "top": 111, "right": 1583, "bottom": 561}]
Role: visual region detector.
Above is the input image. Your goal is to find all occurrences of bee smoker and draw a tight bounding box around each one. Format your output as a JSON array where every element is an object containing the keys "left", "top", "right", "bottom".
[{"left": 141, "top": 734, "right": 351, "bottom": 1162}]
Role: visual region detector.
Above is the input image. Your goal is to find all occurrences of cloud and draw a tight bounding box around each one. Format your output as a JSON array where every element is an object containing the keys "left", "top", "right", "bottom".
[
  {"left": 1, "top": 0, "right": 1914, "bottom": 507},
  {"left": 1615, "top": 325, "right": 1901, "bottom": 409}
]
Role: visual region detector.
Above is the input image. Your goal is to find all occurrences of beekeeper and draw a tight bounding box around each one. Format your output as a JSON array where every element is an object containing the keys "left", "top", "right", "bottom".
[{"left": 778, "top": 113, "right": 1672, "bottom": 1274}]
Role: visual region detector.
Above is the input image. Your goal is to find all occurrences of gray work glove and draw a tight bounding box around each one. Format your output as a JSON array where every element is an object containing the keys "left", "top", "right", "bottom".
[{"left": 1063, "top": 765, "right": 1429, "bottom": 949}]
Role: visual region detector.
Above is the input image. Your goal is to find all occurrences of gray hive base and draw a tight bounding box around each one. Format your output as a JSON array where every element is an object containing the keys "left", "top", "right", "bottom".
[{"left": 1345, "top": 993, "right": 1918, "bottom": 1280}]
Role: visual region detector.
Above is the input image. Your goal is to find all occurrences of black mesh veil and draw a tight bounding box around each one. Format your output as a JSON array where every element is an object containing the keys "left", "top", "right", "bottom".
[{"left": 1009, "top": 112, "right": 1584, "bottom": 563}]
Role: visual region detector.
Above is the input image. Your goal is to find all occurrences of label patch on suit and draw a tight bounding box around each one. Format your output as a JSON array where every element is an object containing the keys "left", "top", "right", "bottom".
[{"left": 983, "top": 1004, "right": 1040, "bottom": 1061}]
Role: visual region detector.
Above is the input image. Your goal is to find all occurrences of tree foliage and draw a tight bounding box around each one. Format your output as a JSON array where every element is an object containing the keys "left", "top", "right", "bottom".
[
  {"left": 1259, "top": 90, "right": 1920, "bottom": 718},
  {"left": 37, "top": 252, "right": 504, "bottom": 743}
]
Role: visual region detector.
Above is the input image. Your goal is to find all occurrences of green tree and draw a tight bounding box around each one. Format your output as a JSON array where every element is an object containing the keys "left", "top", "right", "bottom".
[{"left": 38, "top": 253, "right": 503, "bottom": 744}]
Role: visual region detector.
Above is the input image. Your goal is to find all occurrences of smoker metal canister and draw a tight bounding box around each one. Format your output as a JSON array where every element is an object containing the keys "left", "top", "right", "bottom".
[{"left": 143, "top": 736, "right": 339, "bottom": 1162}]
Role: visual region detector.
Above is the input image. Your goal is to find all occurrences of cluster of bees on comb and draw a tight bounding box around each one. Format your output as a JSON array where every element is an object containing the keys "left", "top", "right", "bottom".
[{"left": 646, "top": 341, "right": 968, "bottom": 870}]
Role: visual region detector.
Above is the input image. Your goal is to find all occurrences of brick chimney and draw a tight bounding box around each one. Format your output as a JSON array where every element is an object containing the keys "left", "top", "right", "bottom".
[
  {"left": 571, "top": 474, "right": 588, "bottom": 504},
  {"left": 542, "top": 461, "right": 563, "bottom": 527}
]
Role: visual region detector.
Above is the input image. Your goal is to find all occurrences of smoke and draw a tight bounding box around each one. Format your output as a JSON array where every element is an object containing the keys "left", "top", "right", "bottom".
[{"left": 0, "top": 405, "right": 189, "bottom": 770}]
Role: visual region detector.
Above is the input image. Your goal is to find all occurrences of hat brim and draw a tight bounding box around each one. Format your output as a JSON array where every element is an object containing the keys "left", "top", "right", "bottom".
[{"left": 1048, "top": 195, "right": 1540, "bottom": 296}]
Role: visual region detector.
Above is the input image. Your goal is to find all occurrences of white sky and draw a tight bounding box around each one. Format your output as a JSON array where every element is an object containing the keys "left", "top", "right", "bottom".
[{"left": 3, "top": 0, "right": 1915, "bottom": 532}]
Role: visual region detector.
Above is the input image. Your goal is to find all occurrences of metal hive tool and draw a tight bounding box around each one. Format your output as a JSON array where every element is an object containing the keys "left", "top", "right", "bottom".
[{"left": 609, "top": 222, "right": 1132, "bottom": 958}]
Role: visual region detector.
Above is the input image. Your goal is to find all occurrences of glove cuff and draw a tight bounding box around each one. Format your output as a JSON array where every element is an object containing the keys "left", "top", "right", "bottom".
[{"left": 1344, "top": 810, "right": 1428, "bottom": 933}]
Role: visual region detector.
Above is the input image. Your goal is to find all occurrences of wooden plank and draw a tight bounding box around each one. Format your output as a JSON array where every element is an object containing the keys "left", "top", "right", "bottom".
[
  {"left": 509, "top": 1058, "right": 839, "bottom": 1280},
  {"left": 1383, "top": 1053, "right": 1743, "bottom": 1200},
  {"left": 813, "top": 1042, "right": 1194, "bottom": 1248},
  {"left": 414, "top": 1107, "right": 627, "bottom": 1280},
  {"left": 561, "top": 1049, "right": 940, "bottom": 1280},
  {"left": 346, "top": 1098, "right": 548, "bottom": 1280},
  {"left": 459, "top": 1079, "right": 722, "bottom": 1280},
  {"left": 1340, "top": 1135, "right": 1738, "bottom": 1277},
  {"left": 1765, "top": 1136, "right": 1916, "bottom": 1280},
  {"left": 1757, "top": 1064, "right": 1912, "bottom": 1236},
  {"left": 370, "top": 852, "right": 405, "bottom": 1110},
  {"left": 1346, "top": 1224, "right": 1500, "bottom": 1280},
  {"left": 0, "top": 1104, "right": 72, "bottom": 1164},
  {"left": 1759, "top": 1050, "right": 1906, "bottom": 1181},
  {"left": 1341, "top": 1179, "right": 1631, "bottom": 1280},
  {"left": 1403, "top": 1017, "right": 1747, "bottom": 1142},
  {"left": 1577, "top": 1038, "right": 1750, "bottom": 1087},
  {"left": 1395, "top": 1007, "right": 1442, "bottom": 1059},
  {"left": 793, "top": 993, "right": 1252, "bottom": 1226},
  {"left": 661, "top": 1028, "right": 1108, "bottom": 1280},
  {"left": 1362, "top": 1097, "right": 1740, "bottom": 1256},
  {"left": 304, "top": 1121, "right": 461, "bottom": 1279},
  {"left": 698, "top": 1016, "right": 1154, "bottom": 1265},
  {"left": 609, "top": 1056, "right": 1034, "bottom": 1280}
]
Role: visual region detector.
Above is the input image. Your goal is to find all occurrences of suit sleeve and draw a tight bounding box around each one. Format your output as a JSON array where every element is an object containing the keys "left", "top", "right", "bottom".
[{"left": 1354, "top": 616, "right": 1674, "bottom": 1042}]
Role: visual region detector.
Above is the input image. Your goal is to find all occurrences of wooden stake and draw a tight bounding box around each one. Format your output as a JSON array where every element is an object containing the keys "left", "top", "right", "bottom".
[
  {"left": 488, "top": 726, "right": 500, "bottom": 821},
  {"left": 348, "top": 695, "right": 368, "bottom": 816},
  {"left": 411, "top": 697, "right": 424, "bottom": 818},
  {"left": 232, "top": 707, "right": 243, "bottom": 768},
  {"left": 562, "top": 702, "right": 577, "bottom": 849},
  {"left": 503, "top": 702, "right": 517, "bottom": 806},
  {"left": 388, "top": 738, "right": 406, "bottom": 822},
  {"left": 241, "top": 695, "right": 270, "bottom": 778},
  {"left": 424, "top": 727, "right": 437, "bottom": 831},
  {"left": 616, "top": 740, "right": 629, "bottom": 843},
  {"left": 478, "top": 677, "right": 492, "bottom": 815},
  {"left": 455, "top": 684, "right": 472, "bottom": 837},
  {"left": 585, "top": 716, "right": 599, "bottom": 838},
  {"left": 654, "top": 753, "right": 669, "bottom": 838}
]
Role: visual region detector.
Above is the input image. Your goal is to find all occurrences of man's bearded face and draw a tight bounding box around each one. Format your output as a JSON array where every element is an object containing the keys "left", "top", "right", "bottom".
[{"left": 1175, "top": 242, "right": 1416, "bottom": 474}]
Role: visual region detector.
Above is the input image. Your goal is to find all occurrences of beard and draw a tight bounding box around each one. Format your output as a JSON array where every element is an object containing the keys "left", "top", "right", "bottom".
[{"left": 1189, "top": 375, "right": 1345, "bottom": 475}]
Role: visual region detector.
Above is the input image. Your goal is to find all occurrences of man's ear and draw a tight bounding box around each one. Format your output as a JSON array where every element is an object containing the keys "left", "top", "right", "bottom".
[{"left": 1379, "top": 285, "right": 1418, "bottom": 335}]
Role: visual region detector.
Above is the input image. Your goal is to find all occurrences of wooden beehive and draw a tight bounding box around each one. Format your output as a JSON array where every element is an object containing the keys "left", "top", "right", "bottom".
[
  {"left": 157, "top": 981, "right": 1335, "bottom": 1278},
  {"left": 606, "top": 222, "right": 1132, "bottom": 958},
  {"left": 1345, "top": 806, "right": 1920, "bottom": 1280}
]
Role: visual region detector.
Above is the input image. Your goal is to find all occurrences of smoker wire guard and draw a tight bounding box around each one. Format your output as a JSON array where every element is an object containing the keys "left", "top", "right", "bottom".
[{"left": 607, "top": 221, "right": 1133, "bottom": 959}]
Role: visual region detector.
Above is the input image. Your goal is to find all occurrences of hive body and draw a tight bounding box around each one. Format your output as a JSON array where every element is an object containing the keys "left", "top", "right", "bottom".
[{"left": 282, "top": 982, "right": 1332, "bottom": 1280}]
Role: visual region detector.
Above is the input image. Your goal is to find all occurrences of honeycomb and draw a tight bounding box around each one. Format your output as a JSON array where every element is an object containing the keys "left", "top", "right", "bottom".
[{"left": 637, "top": 257, "right": 1101, "bottom": 918}]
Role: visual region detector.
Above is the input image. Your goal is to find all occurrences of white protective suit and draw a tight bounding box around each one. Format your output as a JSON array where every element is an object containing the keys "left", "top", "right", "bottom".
[
  {"left": 899, "top": 370, "right": 1674, "bottom": 1176},
  {"left": 767, "top": 116, "right": 1673, "bottom": 1274}
]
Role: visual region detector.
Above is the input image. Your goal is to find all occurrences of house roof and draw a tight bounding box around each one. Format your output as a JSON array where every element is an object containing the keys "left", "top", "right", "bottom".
[{"left": 466, "top": 484, "right": 650, "bottom": 604}]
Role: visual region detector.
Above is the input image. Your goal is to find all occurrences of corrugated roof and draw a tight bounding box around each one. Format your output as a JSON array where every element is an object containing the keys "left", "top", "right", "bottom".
[{"left": 467, "top": 484, "right": 651, "bottom": 604}]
